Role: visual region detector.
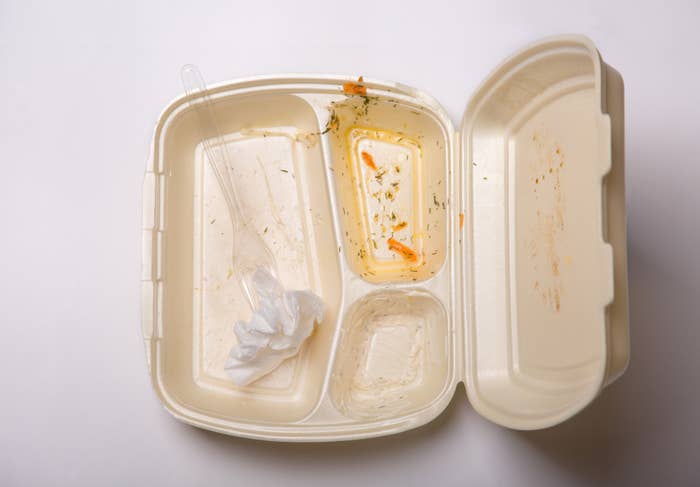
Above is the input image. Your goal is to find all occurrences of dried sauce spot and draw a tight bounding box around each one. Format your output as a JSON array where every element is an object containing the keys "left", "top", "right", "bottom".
[
  {"left": 361, "top": 151, "right": 377, "bottom": 170},
  {"left": 342, "top": 76, "right": 367, "bottom": 96}
]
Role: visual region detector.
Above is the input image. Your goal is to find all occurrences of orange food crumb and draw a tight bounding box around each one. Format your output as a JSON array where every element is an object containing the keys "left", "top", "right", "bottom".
[
  {"left": 343, "top": 76, "right": 367, "bottom": 96},
  {"left": 387, "top": 237, "right": 418, "bottom": 262},
  {"left": 361, "top": 150, "right": 377, "bottom": 170},
  {"left": 392, "top": 221, "right": 407, "bottom": 231},
  {"left": 459, "top": 212, "right": 464, "bottom": 229}
]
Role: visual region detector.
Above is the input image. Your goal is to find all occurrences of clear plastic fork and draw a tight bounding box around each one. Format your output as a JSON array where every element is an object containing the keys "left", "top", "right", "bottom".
[{"left": 180, "top": 64, "right": 277, "bottom": 309}]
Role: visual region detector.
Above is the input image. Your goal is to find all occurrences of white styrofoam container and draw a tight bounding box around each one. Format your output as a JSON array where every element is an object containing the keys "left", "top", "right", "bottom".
[{"left": 141, "top": 35, "right": 629, "bottom": 441}]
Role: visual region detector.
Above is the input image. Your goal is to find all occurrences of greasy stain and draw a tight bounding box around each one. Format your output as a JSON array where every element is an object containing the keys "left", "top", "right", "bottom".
[{"left": 528, "top": 131, "right": 565, "bottom": 313}]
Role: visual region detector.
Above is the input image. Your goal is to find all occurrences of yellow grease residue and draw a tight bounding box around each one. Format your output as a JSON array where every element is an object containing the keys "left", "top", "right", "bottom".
[{"left": 345, "top": 127, "right": 424, "bottom": 277}]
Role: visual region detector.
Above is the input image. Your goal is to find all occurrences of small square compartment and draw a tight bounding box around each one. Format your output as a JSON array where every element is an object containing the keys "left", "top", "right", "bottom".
[{"left": 330, "top": 290, "right": 450, "bottom": 420}]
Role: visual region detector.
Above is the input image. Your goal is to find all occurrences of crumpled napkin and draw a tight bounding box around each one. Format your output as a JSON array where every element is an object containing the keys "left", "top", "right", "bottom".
[{"left": 225, "top": 268, "right": 324, "bottom": 386}]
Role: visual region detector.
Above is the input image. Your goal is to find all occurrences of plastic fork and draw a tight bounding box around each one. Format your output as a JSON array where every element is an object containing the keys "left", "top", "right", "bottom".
[{"left": 180, "top": 64, "right": 277, "bottom": 308}]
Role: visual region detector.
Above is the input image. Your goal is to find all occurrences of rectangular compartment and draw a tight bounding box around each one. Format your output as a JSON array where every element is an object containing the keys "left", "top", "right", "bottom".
[
  {"left": 142, "top": 35, "right": 629, "bottom": 441},
  {"left": 146, "top": 91, "right": 342, "bottom": 425},
  {"left": 326, "top": 95, "right": 449, "bottom": 283}
]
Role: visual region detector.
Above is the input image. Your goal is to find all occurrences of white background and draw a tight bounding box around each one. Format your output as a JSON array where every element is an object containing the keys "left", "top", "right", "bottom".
[{"left": 2, "top": 0, "right": 699, "bottom": 485}]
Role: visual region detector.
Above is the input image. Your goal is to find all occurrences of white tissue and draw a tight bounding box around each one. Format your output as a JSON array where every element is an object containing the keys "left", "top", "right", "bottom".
[{"left": 225, "top": 268, "right": 324, "bottom": 386}]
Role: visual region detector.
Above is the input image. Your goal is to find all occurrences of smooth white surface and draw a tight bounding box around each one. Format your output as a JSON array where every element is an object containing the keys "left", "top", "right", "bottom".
[{"left": 1, "top": 0, "right": 699, "bottom": 485}]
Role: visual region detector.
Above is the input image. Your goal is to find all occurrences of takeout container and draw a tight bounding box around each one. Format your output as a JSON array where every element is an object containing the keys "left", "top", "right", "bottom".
[{"left": 141, "top": 35, "right": 629, "bottom": 441}]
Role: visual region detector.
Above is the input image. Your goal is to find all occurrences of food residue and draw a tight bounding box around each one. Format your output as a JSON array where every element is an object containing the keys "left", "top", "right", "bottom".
[
  {"left": 528, "top": 131, "right": 566, "bottom": 312},
  {"left": 387, "top": 237, "right": 418, "bottom": 262},
  {"left": 459, "top": 213, "right": 464, "bottom": 229},
  {"left": 322, "top": 111, "right": 339, "bottom": 134},
  {"left": 361, "top": 150, "right": 377, "bottom": 170},
  {"left": 342, "top": 76, "right": 367, "bottom": 96},
  {"left": 374, "top": 167, "right": 387, "bottom": 184},
  {"left": 392, "top": 221, "right": 407, "bottom": 231}
]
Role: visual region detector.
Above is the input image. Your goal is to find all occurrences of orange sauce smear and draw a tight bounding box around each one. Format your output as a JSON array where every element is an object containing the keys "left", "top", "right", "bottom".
[
  {"left": 361, "top": 150, "right": 377, "bottom": 170},
  {"left": 342, "top": 76, "right": 367, "bottom": 96},
  {"left": 387, "top": 237, "right": 418, "bottom": 262}
]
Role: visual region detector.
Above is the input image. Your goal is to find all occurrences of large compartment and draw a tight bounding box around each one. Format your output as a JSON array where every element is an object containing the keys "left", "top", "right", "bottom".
[{"left": 145, "top": 92, "right": 342, "bottom": 424}]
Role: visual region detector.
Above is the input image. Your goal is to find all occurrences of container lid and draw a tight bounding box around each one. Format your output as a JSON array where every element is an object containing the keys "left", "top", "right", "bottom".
[{"left": 459, "top": 36, "right": 619, "bottom": 429}]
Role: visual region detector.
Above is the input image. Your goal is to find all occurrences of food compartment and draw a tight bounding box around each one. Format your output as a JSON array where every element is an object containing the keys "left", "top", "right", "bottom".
[
  {"left": 143, "top": 36, "right": 628, "bottom": 440},
  {"left": 326, "top": 94, "right": 449, "bottom": 283},
  {"left": 152, "top": 92, "right": 341, "bottom": 424},
  {"left": 329, "top": 290, "right": 450, "bottom": 420},
  {"left": 462, "top": 37, "right": 620, "bottom": 428}
]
